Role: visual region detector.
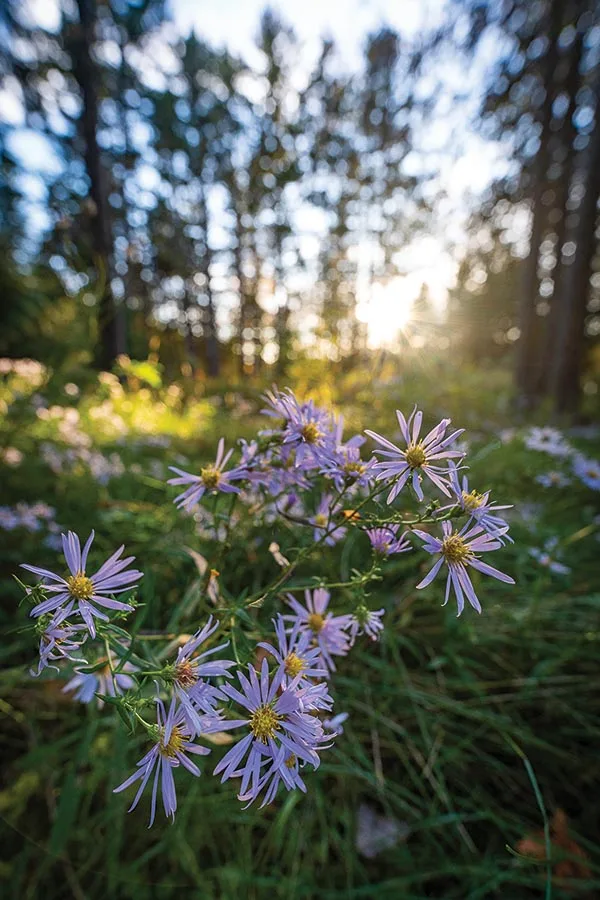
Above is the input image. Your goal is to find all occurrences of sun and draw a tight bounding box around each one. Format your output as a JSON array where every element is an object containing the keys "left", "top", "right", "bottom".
[{"left": 355, "top": 277, "right": 415, "bottom": 348}]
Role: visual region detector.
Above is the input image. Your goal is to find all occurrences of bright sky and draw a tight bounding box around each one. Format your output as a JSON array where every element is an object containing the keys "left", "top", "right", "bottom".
[{"left": 3, "top": 0, "right": 513, "bottom": 348}]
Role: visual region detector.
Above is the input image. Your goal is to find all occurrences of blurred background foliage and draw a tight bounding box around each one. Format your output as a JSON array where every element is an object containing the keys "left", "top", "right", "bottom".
[{"left": 1, "top": 0, "right": 600, "bottom": 897}]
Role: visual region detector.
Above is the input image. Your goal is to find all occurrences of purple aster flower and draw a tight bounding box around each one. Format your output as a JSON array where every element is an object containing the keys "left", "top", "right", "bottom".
[
  {"left": 171, "top": 616, "right": 236, "bottom": 733},
  {"left": 262, "top": 387, "right": 334, "bottom": 467},
  {"left": 22, "top": 530, "right": 143, "bottom": 638},
  {"left": 214, "top": 658, "right": 328, "bottom": 802},
  {"left": 524, "top": 427, "right": 572, "bottom": 457},
  {"left": 32, "top": 607, "right": 87, "bottom": 677},
  {"left": 414, "top": 521, "right": 515, "bottom": 616},
  {"left": 572, "top": 454, "right": 600, "bottom": 490},
  {"left": 535, "top": 471, "right": 571, "bottom": 488},
  {"left": 365, "top": 406, "right": 465, "bottom": 503},
  {"left": 440, "top": 463, "right": 513, "bottom": 542},
  {"left": 258, "top": 615, "right": 327, "bottom": 687},
  {"left": 310, "top": 493, "right": 347, "bottom": 546},
  {"left": 296, "top": 680, "right": 334, "bottom": 712},
  {"left": 63, "top": 649, "right": 138, "bottom": 707},
  {"left": 319, "top": 415, "right": 375, "bottom": 489},
  {"left": 528, "top": 539, "right": 571, "bottom": 575},
  {"left": 365, "top": 525, "right": 411, "bottom": 556},
  {"left": 168, "top": 438, "right": 246, "bottom": 510},
  {"left": 348, "top": 606, "right": 385, "bottom": 644},
  {"left": 284, "top": 588, "right": 352, "bottom": 673},
  {"left": 113, "top": 694, "right": 213, "bottom": 827}
]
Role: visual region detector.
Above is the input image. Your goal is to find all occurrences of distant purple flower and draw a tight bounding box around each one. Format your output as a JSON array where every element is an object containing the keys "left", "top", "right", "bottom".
[
  {"left": 310, "top": 494, "right": 347, "bottom": 546},
  {"left": 524, "top": 427, "right": 571, "bottom": 457},
  {"left": 365, "top": 406, "right": 464, "bottom": 503},
  {"left": 214, "top": 658, "right": 328, "bottom": 803},
  {"left": 63, "top": 649, "right": 138, "bottom": 707},
  {"left": 572, "top": 454, "right": 600, "bottom": 490},
  {"left": 528, "top": 539, "right": 571, "bottom": 575},
  {"left": 259, "top": 616, "right": 327, "bottom": 687},
  {"left": 32, "top": 607, "right": 87, "bottom": 677},
  {"left": 348, "top": 607, "right": 385, "bottom": 644},
  {"left": 172, "top": 616, "right": 236, "bottom": 733},
  {"left": 535, "top": 471, "right": 571, "bottom": 488},
  {"left": 284, "top": 588, "right": 352, "bottom": 673},
  {"left": 168, "top": 438, "right": 246, "bottom": 510},
  {"left": 365, "top": 525, "right": 411, "bottom": 556},
  {"left": 22, "top": 530, "right": 142, "bottom": 638},
  {"left": 113, "top": 695, "right": 212, "bottom": 827},
  {"left": 441, "top": 463, "right": 513, "bottom": 541},
  {"left": 414, "top": 521, "right": 515, "bottom": 616}
]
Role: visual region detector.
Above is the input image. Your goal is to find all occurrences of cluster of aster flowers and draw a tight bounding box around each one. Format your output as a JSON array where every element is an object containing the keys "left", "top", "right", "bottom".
[{"left": 19, "top": 388, "right": 516, "bottom": 824}]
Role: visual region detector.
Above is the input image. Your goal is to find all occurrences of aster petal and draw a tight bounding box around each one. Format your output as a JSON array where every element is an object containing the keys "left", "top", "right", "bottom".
[{"left": 415, "top": 556, "right": 444, "bottom": 589}]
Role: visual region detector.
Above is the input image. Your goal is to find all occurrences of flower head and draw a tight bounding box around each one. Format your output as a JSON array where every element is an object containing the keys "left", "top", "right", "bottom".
[
  {"left": 22, "top": 530, "right": 142, "bottom": 638},
  {"left": 442, "top": 462, "right": 513, "bottom": 542},
  {"left": 32, "top": 607, "right": 87, "bottom": 677},
  {"left": 414, "top": 520, "right": 515, "bottom": 615},
  {"left": 310, "top": 494, "right": 347, "bottom": 546},
  {"left": 63, "top": 648, "right": 138, "bottom": 707},
  {"left": 529, "top": 539, "right": 571, "bottom": 575},
  {"left": 168, "top": 438, "right": 246, "bottom": 510},
  {"left": 262, "top": 387, "right": 334, "bottom": 467},
  {"left": 214, "top": 658, "right": 329, "bottom": 803},
  {"left": 284, "top": 588, "right": 352, "bottom": 673},
  {"left": 258, "top": 615, "right": 327, "bottom": 687},
  {"left": 572, "top": 454, "right": 600, "bottom": 491},
  {"left": 365, "top": 406, "right": 464, "bottom": 503},
  {"left": 365, "top": 525, "right": 411, "bottom": 556},
  {"left": 348, "top": 606, "right": 385, "bottom": 644},
  {"left": 171, "top": 616, "right": 236, "bottom": 733},
  {"left": 524, "top": 427, "right": 572, "bottom": 457},
  {"left": 535, "top": 471, "right": 571, "bottom": 488},
  {"left": 113, "top": 695, "right": 214, "bottom": 827}
]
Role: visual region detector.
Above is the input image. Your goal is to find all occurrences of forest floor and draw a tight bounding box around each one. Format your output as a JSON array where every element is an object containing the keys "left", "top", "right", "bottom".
[{"left": 1, "top": 356, "right": 599, "bottom": 899}]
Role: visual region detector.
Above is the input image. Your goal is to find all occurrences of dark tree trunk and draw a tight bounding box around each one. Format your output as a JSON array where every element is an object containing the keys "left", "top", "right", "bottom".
[
  {"left": 515, "top": 0, "right": 562, "bottom": 406},
  {"left": 538, "top": 23, "right": 584, "bottom": 396},
  {"left": 198, "top": 187, "right": 219, "bottom": 378},
  {"left": 550, "top": 83, "right": 600, "bottom": 413},
  {"left": 73, "top": 0, "right": 125, "bottom": 370}
]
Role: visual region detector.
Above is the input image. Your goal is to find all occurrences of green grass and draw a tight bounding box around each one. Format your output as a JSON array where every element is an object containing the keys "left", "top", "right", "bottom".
[{"left": 1, "top": 358, "right": 599, "bottom": 898}]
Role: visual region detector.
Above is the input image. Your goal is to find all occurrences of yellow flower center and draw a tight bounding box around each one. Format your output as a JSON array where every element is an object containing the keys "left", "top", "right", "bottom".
[
  {"left": 300, "top": 422, "right": 322, "bottom": 444},
  {"left": 405, "top": 443, "right": 427, "bottom": 469},
  {"left": 285, "top": 754, "right": 297, "bottom": 769},
  {"left": 342, "top": 509, "right": 360, "bottom": 521},
  {"left": 250, "top": 704, "right": 281, "bottom": 743},
  {"left": 307, "top": 613, "right": 325, "bottom": 633},
  {"left": 200, "top": 465, "right": 220, "bottom": 489},
  {"left": 175, "top": 660, "right": 197, "bottom": 688},
  {"left": 67, "top": 572, "right": 94, "bottom": 600},
  {"left": 441, "top": 533, "right": 472, "bottom": 565},
  {"left": 160, "top": 726, "right": 185, "bottom": 758},
  {"left": 462, "top": 490, "right": 484, "bottom": 511},
  {"left": 343, "top": 461, "right": 366, "bottom": 476},
  {"left": 284, "top": 652, "right": 306, "bottom": 678},
  {"left": 313, "top": 513, "right": 328, "bottom": 528}
]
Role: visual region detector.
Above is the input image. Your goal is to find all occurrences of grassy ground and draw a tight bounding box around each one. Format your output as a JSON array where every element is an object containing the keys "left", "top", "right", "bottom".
[{"left": 1, "top": 356, "right": 600, "bottom": 899}]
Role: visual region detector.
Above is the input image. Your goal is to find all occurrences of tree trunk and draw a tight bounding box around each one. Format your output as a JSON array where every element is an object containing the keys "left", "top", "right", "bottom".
[
  {"left": 73, "top": 0, "right": 125, "bottom": 370},
  {"left": 537, "top": 22, "right": 584, "bottom": 395},
  {"left": 198, "top": 187, "right": 219, "bottom": 377},
  {"left": 550, "top": 83, "right": 600, "bottom": 413},
  {"left": 515, "top": 0, "right": 562, "bottom": 406}
]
